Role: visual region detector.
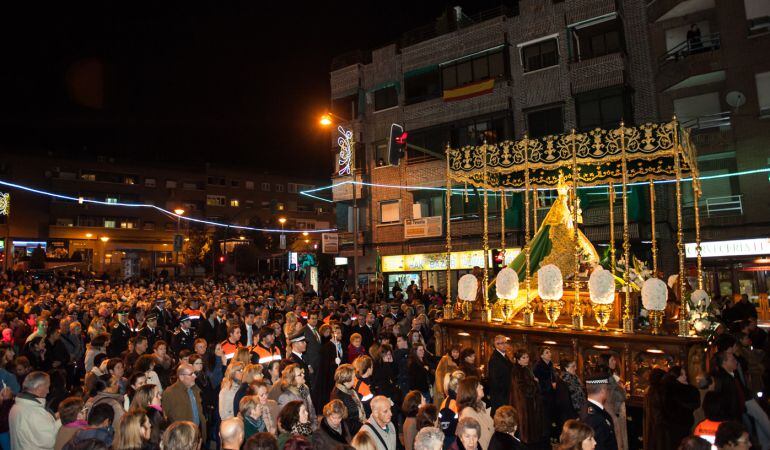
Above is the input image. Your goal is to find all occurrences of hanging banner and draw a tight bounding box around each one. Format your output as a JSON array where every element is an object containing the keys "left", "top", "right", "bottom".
[{"left": 322, "top": 233, "right": 339, "bottom": 254}]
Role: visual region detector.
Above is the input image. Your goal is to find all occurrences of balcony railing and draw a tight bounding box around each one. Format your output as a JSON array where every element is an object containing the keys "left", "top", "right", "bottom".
[
  {"left": 681, "top": 111, "right": 731, "bottom": 132},
  {"left": 705, "top": 195, "right": 743, "bottom": 217},
  {"left": 659, "top": 32, "right": 721, "bottom": 64},
  {"left": 749, "top": 16, "right": 770, "bottom": 37}
]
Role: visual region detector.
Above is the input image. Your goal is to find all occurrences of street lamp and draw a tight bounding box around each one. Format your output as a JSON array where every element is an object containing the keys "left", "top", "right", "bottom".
[
  {"left": 173, "top": 209, "right": 185, "bottom": 274},
  {"left": 99, "top": 236, "right": 110, "bottom": 243},
  {"left": 99, "top": 236, "right": 109, "bottom": 273},
  {"left": 319, "top": 112, "right": 360, "bottom": 291}
]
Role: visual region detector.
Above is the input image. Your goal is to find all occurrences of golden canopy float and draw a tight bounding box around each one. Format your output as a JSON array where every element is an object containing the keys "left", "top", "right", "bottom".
[{"left": 443, "top": 118, "right": 703, "bottom": 336}]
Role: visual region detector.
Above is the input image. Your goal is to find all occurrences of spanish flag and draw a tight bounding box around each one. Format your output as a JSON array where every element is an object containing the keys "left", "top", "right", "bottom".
[{"left": 443, "top": 78, "right": 495, "bottom": 102}]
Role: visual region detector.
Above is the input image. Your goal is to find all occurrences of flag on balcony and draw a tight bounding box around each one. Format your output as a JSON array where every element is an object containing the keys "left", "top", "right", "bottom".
[{"left": 443, "top": 78, "right": 495, "bottom": 102}]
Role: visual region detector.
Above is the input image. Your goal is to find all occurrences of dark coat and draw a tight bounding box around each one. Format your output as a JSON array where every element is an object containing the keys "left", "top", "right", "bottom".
[
  {"left": 407, "top": 358, "right": 433, "bottom": 394},
  {"left": 330, "top": 385, "right": 364, "bottom": 435},
  {"left": 580, "top": 402, "right": 617, "bottom": 450},
  {"left": 662, "top": 379, "right": 701, "bottom": 449},
  {"left": 288, "top": 352, "right": 312, "bottom": 387},
  {"left": 355, "top": 323, "right": 376, "bottom": 350},
  {"left": 488, "top": 431, "right": 523, "bottom": 450},
  {"left": 510, "top": 364, "right": 545, "bottom": 444},
  {"left": 161, "top": 381, "right": 207, "bottom": 442},
  {"left": 486, "top": 350, "right": 513, "bottom": 415},
  {"left": 240, "top": 323, "right": 258, "bottom": 347},
  {"left": 303, "top": 325, "right": 323, "bottom": 378},
  {"left": 316, "top": 340, "right": 343, "bottom": 413},
  {"left": 311, "top": 417, "right": 352, "bottom": 450}
]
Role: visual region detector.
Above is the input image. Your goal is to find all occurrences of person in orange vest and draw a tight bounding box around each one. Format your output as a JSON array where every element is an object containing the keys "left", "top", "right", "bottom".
[
  {"left": 250, "top": 326, "right": 282, "bottom": 365},
  {"left": 220, "top": 325, "right": 241, "bottom": 362},
  {"left": 181, "top": 297, "right": 204, "bottom": 332},
  {"left": 353, "top": 354, "right": 374, "bottom": 416},
  {"left": 694, "top": 391, "right": 728, "bottom": 447}
]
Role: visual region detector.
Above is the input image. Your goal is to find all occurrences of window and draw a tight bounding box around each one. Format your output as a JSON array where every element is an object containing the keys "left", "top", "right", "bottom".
[
  {"left": 245, "top": 181, "right": 255, "bottom": 190},
  {"left": 520, "top": 38, "right": 559, "bottom": 72},
  {"left": 297, "top": 202, "right": 313, "bottom": 212},
  {"left": 120, "top": 220, "right": 136, "bottom": 229},
  {"left": 571, "top": 16, "right": 624, "bottom": 61},
  {"left": 441, "top": 48, "right": 507, "bottom": 90},
  {"left": 450, "top": 187, "right": 502, "bottom": 219},
  {"left": 380, "top": 200, "right": 401, "bottom": 223},
  {"left": 206, "top": 195, "right": 226, "bottom": 207},
  {"left": 58, "top": 171, "right": 76, "bottom": 180},
  {"left": 756, "top": 72, "right": 770, "bottom": 116},
  {"left": 165, "top": 180, "right": 177, "bottom": 189},
  {"left": 230, "top": 199, "right": 240, "bottom": 207},
  {"left": 527, "top": 106, "right": 564, "bottom": 138},
  {"left": 104, "top": 220, "right": 116, "bottom": 228},
  {"left": 450, "top": 113, "right": 512, "bottom": 147},
  {"left": 182, "top": 182, "right": 200, "bottom": 190},
  {"left": 683, "top": 152, "right": 739, "bottom": 207},
  {"left": 374, "top": 85, "right": 398, "bottom": 111},
  {"left": 575, "top": 87, "right": 633, "bottom": 130},
  {"left": 231, "top": 180, "right": 239, "bottom": 188},
  {"left": 413, "top": 192, "right": 444, "bottom": 218},
  {"left": 404, "top": 66, "right": 441, "bottom": 105},
  {"left": 275, "top": 184, "right": 285, "bottom": 193},
  {"left": 375, "top": 142, "right": 389, "bottom": 166},
  {"left": 261, "top": 182, "right": 271, "bottom": 191},
  {"left": 276, "top": 202, "right": 285, "bottom": 211},
  {"left": 124, "top": 176, "right": 136, "bottom": 185},
  {"left": 207, "top": 176, "right": 226, "bottom": 186},
  {"left": 56, "top": 218, "right": 73, "bottom": 227},
  {"left": 144, "top": 178, "right": 156, "bottom": 187},
  {"left": 245, "top": 200, "right": 254, "bottom": 208},
  {"left": 143, "top": 221, "right": 155, "bottom": 231},
  {"left": 106, "top": 197, "right": 118, "bottom": 204},
  {"left": 261, "top": 201, "right": 271, "bottom": 209},
  {"left": 331, "top": 93, "right": 359, "bottom": 120},
  {"left": 81, "top": 173, "right": 96, "bottom": 181},
  {"left": 288, "top": 183, "right": 297, "bottom": 193},
  {"left": 745, "top": 0, "right": 770, "bottom": 35}
]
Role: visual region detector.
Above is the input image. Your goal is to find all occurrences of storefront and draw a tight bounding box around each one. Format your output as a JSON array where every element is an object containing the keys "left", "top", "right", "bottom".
[
  {"left": 382, "top": 248, "right": 521, "bottom": 298},
  {"left": 686, "top": 238, "right": 770, "bottom": 301}
]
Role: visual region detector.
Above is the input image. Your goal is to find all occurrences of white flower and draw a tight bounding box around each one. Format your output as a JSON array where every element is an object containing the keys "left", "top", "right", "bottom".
[
  {"left": 496, "top": 267, "right": 519, "bottom": 300},
  {"left": 667, "top": 274, "right": 679, "bottom": 289},
  {"left": 640, "top": 308, "right": 649, "bottom": 318},
  {"left": 589, "top": 268, "right": 615, "bottom": 305},
  {"left": 641, "top": 278, "right": 667, "bottom": 311},
  {"left": 694, "top": 318, "right": 710, "bottom": 332},
  {"left": 538, "top": 264, "right": 563, "bottom": 301},
  {"left": 691, "top": 289, "right": 710, "bottom": 309},
  {"left": 458, "top": 274, "right": 478, "bottom": 301}
]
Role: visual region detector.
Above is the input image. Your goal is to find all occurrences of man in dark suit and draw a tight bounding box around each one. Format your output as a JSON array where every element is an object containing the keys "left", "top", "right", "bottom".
[
  {"left": 151, "top": 298, "right": 174, "bottom": 331},
  {"left": 356, "top": 312, "right": 377, "bottom": 351},
  {"left": 139, "top": 312, "right": 164, "bottom": 352},
  {"left": 486, "top": 334, "right": 513, "bottom": 415},
  {"left": 580, "top": 375, "right": 617, "bottom": 450},
  {"left": 161, "top": 363, "right": 207, "bottom": 442},
  {"left": 303, "top": 311, "right": 323, "bottom": 412},
  {"left": 240, "top": 310, "right": 258, "bottom": 347},
  {"left": 287, "top": 332, "right": 311, "bottom": 387}
]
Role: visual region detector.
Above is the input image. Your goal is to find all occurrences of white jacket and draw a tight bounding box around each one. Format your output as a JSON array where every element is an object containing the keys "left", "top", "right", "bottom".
[{"left": 9, "top": 393, "right": 61, "bottom": 450}]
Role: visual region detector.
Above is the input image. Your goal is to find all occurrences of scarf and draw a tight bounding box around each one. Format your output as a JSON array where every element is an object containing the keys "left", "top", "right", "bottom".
[
  {"left": 336, "top": 383, "right": 366, "bottom": 422},
  {"left": 321, "top": 418, "right": 347, "bottom": 443},
  {"left": 291, "top": 422, "right": 313, "bottom": 437}
]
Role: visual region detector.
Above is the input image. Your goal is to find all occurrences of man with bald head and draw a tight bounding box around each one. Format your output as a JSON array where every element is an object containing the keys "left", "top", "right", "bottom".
[
  {"left": 219, "top": 417, "right": 244, "bottom": 450},
  {"left": 161, "top": 363, "right": 207, "bottom": 442},
  {"left": 361, "top": 395, "right": 397, "bottom": 450}
]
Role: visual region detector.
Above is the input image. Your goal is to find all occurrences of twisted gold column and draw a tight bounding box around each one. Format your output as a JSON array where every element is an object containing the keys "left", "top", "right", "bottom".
[
  {"left": 571, "top": 129, "right": 583, "bottom": 330},
  {"left": 482, "top": 143, "right": 490, "bottom": 321},
  {"left": 650, "top": 180, "right": 658, "bottom": 276},
  {"left": 693, "top": 169, "right": 703, "bottom": 290},
  {"left": 620, "top": 123, "right": 633, "bottom": 333},
  {"left": 673, "top": 119, "right": 688, "bottom": 336},
  {"left": 523, "top": 136, "right": 533, "bottom": 326},
  {"left": 609, "top": 183, "right": 616, "bottom": 274}
]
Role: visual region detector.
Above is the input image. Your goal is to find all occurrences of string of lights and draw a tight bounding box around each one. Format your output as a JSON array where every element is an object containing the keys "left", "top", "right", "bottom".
[
  {"left": 299, "top": 168, "right": 770, "bottom": 200},
  {"left": 0, "top": 179, "right": 337, "bottom": 234}
]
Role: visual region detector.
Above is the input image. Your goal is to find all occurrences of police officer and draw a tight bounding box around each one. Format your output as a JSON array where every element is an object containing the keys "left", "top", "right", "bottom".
[
  {"left": 171, "top": 314, "right": 195, "bottom": 355},
  {"left": 107, "top": 308, "right": 132, "bottom": 357},
  {"left": 580, "top": 374, "right": 618, "bottom": 450},
  {"left": 139, "top": 312, "right": 164, "bottom": 351}
]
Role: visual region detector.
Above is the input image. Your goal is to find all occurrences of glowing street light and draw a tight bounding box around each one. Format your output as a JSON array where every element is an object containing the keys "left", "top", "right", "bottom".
[
  {"left": 278, "top": 217, "right": 287, "bottom": 225},
  {"left": 319, "top": 114, "right": 333, "bottom": 127},
  {"left": 173, "top": 208, "right": 185, "bottom": 216},
  {"left": 302, "top": 231, "right": 309, "bottom": 237},
  {"left": 99, "top": 236, "right": 110, "bottom": 243},
  {"left": 85, "top": 233, "right": 93, "bottom": 238}
]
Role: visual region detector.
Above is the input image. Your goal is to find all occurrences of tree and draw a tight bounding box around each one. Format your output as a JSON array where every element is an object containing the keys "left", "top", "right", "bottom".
[{"left": 182, "top": 228, "right": 211, "bottom": 272}]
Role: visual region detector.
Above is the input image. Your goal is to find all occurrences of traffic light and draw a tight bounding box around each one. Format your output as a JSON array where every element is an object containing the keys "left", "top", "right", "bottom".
[
  {"left": 492, "top": 249, "right": 505, "bottom": 274},
  {"left": 388, "top": 123, "right": 407, "bottom": 166},
  {"left": 218, "top": 255, "right": 225, "bottom": 263}
]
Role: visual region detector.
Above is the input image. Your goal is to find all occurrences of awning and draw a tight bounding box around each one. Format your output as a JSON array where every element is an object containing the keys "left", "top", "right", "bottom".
[{"left": 443, "top": 78, "right": 495, "bottom": 102}]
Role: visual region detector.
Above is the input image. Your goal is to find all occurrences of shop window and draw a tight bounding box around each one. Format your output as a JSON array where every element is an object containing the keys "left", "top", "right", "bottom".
[
  {"left": 81, "top": 173, "right": 96, "bottom": 181},
  {"left": 527, "top": 106, "right": 564, "bottom": 138},
  {"left": 380, "top": 200, "right": 401, "bottom": 224},
  {"left": 520, "top": 38, "right": 559, "bottom": 72},
  {"left": 756, "top": 71, "right": 770, "bottom": 117},
  {"left": 106, "top": 197, "right": 118, "bottom": 204},
  {"left": 404, "top": 66, "right": 441, "bottom": 105},
  {"left": 120, "top": 220, "right": 137, "bottom": 229},
  {"left": 441, "top": 48, "right": 507, "bottom": 90},
  {"left": 374, "top": 85, "right": 398, "bottom": 111},
  {"left": 575, "top": 86, "right": 633, "bottom": 130},
  {"left": 571, "top": 16, "right": 624, "bottom": 61}
]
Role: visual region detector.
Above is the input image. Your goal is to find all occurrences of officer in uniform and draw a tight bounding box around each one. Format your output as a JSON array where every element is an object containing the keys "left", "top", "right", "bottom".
[
  {"left": 171, "top": 314, "right": 195, "bottom": 355},
  {"left": 181, "top": 297, "right": 204, "bottom": 333},
  {"left": 580, "top": 374, "right": 618, "bottom": 450},
  {"left": 287, "top": 331, "right": 311, "bottom": 387},
  {"left": 107, "top": 308, "right": 132, "bottom": 357},
  {"left": 139, "top": 312, "right": 164, "bottom": 351}
]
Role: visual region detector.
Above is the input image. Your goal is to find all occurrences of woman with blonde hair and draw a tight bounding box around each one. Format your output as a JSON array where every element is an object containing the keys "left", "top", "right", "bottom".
[
  {"left": 330, "top": 364, "right": 366, "bottom": 435},
  {"left": 113, "top": 410, "right": 153, "bottom": 450},
  {"left": 558, "top": 419, "right": 596, "bottom": 450},
  {"left": 240, "top": 394, "right": 276, "bottom": 439},
  {"left": 488, "top": 405, "right": 522, "bottom": 450},
  {"left": 277, "top": 363, "right": 317, "bottom": 429},
  {"left": 233, "top": 347, "right": 252, "bottom": 366},
  {"left": 219, "top": 361, "right": 245, "bottom": 419},
  {"left": 160, "top": 420, "right": 201, "bottom": 450},
  {"left": 233, "top": 363, "right": 264, "bottom": 415},
  {"left": 435, "top": 345, "right": 461, "bottom": 405},
  {"left": 350, "top": 429, "right": 378, "bottom": 450},
  {"left": 311, "top": 399, "right": 352, "bottom": 448},
  {"left": 129, "top": 383, "right": 162, "bottom": 413}
]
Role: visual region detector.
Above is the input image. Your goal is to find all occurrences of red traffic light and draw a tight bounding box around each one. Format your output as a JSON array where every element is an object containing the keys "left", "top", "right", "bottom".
[
  {"left": 395, "top": 132, "right": 408, "bottom": 145},
  {"left": 218, "top": 256, "right": 225, "bottom": 263}
]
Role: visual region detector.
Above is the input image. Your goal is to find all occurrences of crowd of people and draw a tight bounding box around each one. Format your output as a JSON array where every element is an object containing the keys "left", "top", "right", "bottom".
[{"left": 0, "top": 269, "right": 767, "bottom": 450}]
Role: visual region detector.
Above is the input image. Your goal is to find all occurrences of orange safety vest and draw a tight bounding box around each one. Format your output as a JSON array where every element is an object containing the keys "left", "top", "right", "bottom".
[
  {"left": 252, "top": 344, "right": 282, "bottom": 364},
  {"left": 693, "top": 419, "right": 721, "bottom": 445},
  {"left": 355, "top": 377, "right": 373, "bottom": 402},
  {"left": 221, "top": 339, "right": 240, "bottom": 361},
  {"left": 182, "top": 308, "right": 203, "bottom": 320}
]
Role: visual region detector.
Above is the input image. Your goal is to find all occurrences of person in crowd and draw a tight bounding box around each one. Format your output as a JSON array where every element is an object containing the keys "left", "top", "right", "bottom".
[
  {"left": 694, "top": 391, "right": 730, "bottom": 444},
  {"left": 303, "top": 311, "right": 322, "bottom": 402},
  {"left": 370, "top": 343, "right": 400, "bottom": 413},
  {"left": 220, "top": 416, "right": 245, "bottom": 450},
  {"left": 347, "top": 333, "right": 367, "bottom": 363},
  {"left": 510, "top": 349, "right": 544, "bottom": 447},
  {"left": 558, "top": 419, "right": 596, "bottom": 450},
  {"left": 161, "top": 364, "right": 207, "bottom": 443},
  {"left": 486, "top": 336, "right": 511, "bottom": 416},
  {"left": 124, "top": 336, "right": 148, "bottom": 376},
  {"left": 113, "top": 410, "right": 153, "bottom": 450},
  {"left": 402, "top": 391, "right": 426, "bottom": 450},
  {"left": 277, "top": 363, "right": 317, "bottom": 430},
  {"left": 581, "top": 374, "right": 616, "bottom": 450},
  {"left": 85, "top": 333, "right": 110, "bottom": 373},
  {"left": 84, "top": 375, "right": 126, "bottom": 428},
  {"left": 597, "top": 354, "right": 628, "bottom": 450},
  {"left": 55, "top": 397, "right": 87, "bottom": 450},
  {"left": 360, "top": 396, "right": 397, "bottom": 450},
  {"left": 560, "top": 358, "right": 586, "bottom": 418},
  {"left": 234, "top": 363, "right": 263, "bottom": 415},
  {"left": 351, "top": 430, "right": 379, "bottom": 450},
  {"left": 643, "top": 368, "right": 668, "bottom": 450},
  {"left": 663, "top": 366, "right": 701, "bottom": 449},
  {"left": 124, "top": 372, "right": 148, "bottom": 410},
  {"left": 449, "top": 416, "right": 482, "bottom": 450},
  {"left": 439, "top": 370, "right": 465, "bottom": 447},
  {"left": 435, "top": 345, "right": 460, "bottom": 406},
  {"left": 287, "top": 333, "right": 312, "bottom": 389},
  {"left": 143, "top": 405, "right": 166, "bottom": 449},
  {"left": 244, "top": 432, "right": 279, "bottom": 450},
  {"left": 534, "top": 347, "right": 558, "bottom": 441},
  {"left": 134, "top": 354, "right": 163, "bottom": 392},
  {"left": 129, "top": 383, "right": 161, "bottom": 413},
  {"left": 415, "top": 404, "right": 439, "bottom": 431},
  {"left": 316, "top": 323, "right": 343, "bottom": 409},
  {"left": 160, "top": 421, "right": 202, "bottom": 450},
  {"left": 277, "top": 400, "right": 313, "bottom": 449},
  {"left": 152, "top": 341, "right": 174, "bottom": 388},
  {"left": 240, "top": 394, "right": 273, "bottom": 439},
  {"left": 458, "top": 348, "right": 480, "bottom": 379},
  {"left": 456, "top": 376, "right": 494, "bottom": 450},
  {"left": 352, "top": 355, "right": 375, "bottom": 415},
  {"left": 311, "top": 399, "right": 352, "bottom": 449},
  {"left": 488, "top": 405, "right": 522, "bottom": 450},
  {"left": 407, "top": 343, "right": 433, "bottom": 403},
  {"left": 331, "top": 363, "right": 366, "bottom": 435},
  {"left": 264, "top": 360, "right": 282, "bottom": 387},
  {"left": 715, "top": 421, "right": 750, "bottom": 450},
  {"left": 678, "top": 436, "right": 714, "bottom": 450},
  {"left": 413, "top": 427, "right": 444, "bottom": 450},
  {"left": 219, "top": 360, "right": 245, "bottom": 420},
  {"left": 66, "top": 403, "right": 115, "bottom": 449}
]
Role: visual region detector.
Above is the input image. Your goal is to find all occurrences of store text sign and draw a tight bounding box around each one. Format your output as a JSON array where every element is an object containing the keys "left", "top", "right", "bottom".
[
  {"left": 382, "top": 248, "right": 521, "bottom": 272},
  {"left": 686, "top": 238, "right": 770, "bottom": 258}
]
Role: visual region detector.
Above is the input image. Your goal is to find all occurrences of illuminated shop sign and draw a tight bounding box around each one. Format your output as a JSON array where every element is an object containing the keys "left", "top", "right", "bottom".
[
  {"left": 686, "top": 238, "right": 770, "bottom": 258},
  {"left": 382, "top": 248, "right": 521, "bottom": 272}
]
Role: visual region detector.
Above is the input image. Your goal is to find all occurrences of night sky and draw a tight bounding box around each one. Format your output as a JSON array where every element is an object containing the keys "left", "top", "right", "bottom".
[{"left": 0, "top": 1, "right": 509, "bottom": 178}]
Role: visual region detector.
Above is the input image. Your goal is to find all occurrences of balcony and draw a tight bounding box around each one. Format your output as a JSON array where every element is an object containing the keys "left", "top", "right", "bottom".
[
  {"left": 748, "top": 15, "right": 770, "bottom": 37},
  {"left": 659, "top": 32, "right": 721, "bottom": 66},
  {"left": 703, "top": 195, "right": 743, "bottom": 217},
  {"left": 681, "top": 111, "right": 731, "bottom": 132}
]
